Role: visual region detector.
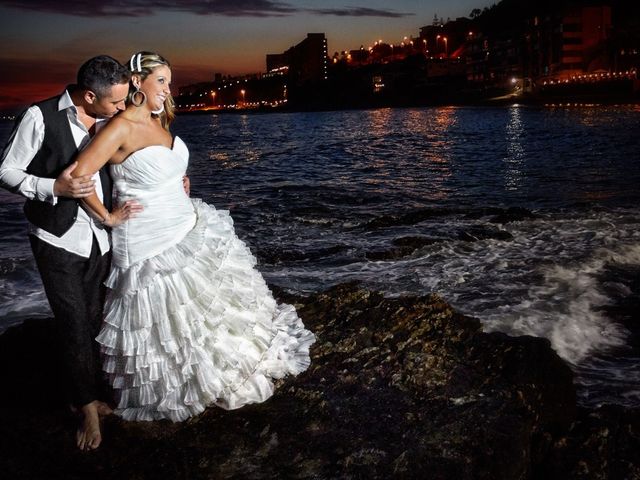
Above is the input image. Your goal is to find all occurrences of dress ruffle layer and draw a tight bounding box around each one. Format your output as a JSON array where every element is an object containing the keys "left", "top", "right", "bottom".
[{"left": 98, "top": 199, "right": 315, "bottom": 422}]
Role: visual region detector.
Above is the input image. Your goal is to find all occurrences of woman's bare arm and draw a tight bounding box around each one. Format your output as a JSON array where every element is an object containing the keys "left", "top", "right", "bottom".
[{"left": 72, "top": 119, "right": 141, "bottom": 226}]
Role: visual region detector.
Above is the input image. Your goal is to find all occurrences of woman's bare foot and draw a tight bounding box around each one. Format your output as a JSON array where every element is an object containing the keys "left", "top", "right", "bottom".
[{"left": 76, "top": 401, "right": 102, "bottom": 451}]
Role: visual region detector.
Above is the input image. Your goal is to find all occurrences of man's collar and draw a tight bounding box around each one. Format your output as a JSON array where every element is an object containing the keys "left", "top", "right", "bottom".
[
  {"left": 58, "top": 87, "right": 106, "bottom": 123},
  {"left": 58, "top": 89, "right": 75, "bottom": 112}
]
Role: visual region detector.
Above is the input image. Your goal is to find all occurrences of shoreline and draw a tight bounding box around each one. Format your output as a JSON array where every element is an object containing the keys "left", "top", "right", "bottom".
[
  {"left": 176, "top": 93, "right": 640, "bottom": 116},
  {"left": 2, "top": 95, "right": 638, "bottom": 119}
]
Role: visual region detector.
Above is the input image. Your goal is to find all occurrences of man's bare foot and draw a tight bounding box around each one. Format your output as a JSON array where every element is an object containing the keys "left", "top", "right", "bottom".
[
  {"left": 76, "top": 401, "right": 102, "bottom": 451},
  {"left": 71, "top": 401, "right": 113, "bottom": 417},
  {"left": 96, "top": 401, "right": 113, "bottom": 417}
]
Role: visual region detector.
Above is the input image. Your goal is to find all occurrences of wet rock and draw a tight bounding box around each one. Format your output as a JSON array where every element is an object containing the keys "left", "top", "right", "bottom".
[
  {"left": 599, "top": 264, "right": 640, "bottom": 347},
  {"left": 365, "top": 208, "right": 456, "bottom": 230},
  {"left": 0, "top": 283, "right": 636, "bottom": 479},
  {"left": 541, "top": 405, "right": 640, "bottom": 480},
  {"left": 258, "top": 244, "right": 349, "bottom": 264},
  {"left": 488, "top": 207, "right": 538, "bottom": 224},
  {"left": 391, "top": 236, "right": 439, "bottom": 249}
]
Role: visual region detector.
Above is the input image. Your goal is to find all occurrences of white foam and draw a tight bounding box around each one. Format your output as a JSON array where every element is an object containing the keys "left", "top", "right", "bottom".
[
  {"left": 493, "top": 259, "right": 628, "bottom": 363},
  {"left": 0, "top": 289, "right": 50, "bottom": 334},
  {"left": 266, "top": 208, "right": 640, "bottom": 370}
]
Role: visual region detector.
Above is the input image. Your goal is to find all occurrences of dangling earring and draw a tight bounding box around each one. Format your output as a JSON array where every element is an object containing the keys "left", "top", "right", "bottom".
[{"left": 131, "top": 88, "right": 147, "bottom": 107}]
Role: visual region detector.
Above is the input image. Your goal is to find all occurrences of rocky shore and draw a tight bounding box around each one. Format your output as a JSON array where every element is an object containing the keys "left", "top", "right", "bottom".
[{"left": 1, "top": 283, "right": 638, "bottom": 479}]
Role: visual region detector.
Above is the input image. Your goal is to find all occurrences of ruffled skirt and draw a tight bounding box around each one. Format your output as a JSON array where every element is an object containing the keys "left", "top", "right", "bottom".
[{"left": 97, "top": 199, "right": 315, "bottom": 422}]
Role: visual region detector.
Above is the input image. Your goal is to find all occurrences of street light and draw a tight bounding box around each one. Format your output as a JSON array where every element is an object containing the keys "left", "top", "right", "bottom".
[
  {"left": 436, "top": 35, "right": 448, "bottom": 58},
  {"left": 240, "top": 89, "right": 246, "bottom": 106}
]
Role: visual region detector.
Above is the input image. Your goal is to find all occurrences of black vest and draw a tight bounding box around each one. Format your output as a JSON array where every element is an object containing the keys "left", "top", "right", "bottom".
[{"left": 22, "top": 94, "right": 112, "bottom": 237}]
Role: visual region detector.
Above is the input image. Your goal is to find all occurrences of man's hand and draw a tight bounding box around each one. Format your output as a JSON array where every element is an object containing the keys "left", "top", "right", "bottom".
[
  {"left": 182, "top": 175, "right": 190, "bottom": 197},
  {"left": 54, "top": 161, "right": 96, "bottom": 198}
]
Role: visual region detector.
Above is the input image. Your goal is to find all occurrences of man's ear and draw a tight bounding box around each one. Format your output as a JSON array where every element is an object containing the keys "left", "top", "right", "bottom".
[{"left": 84, "top": 90, "right": 98, "bottom": 104}]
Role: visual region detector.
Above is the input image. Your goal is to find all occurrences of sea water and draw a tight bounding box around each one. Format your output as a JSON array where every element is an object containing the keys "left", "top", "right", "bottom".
[{"left": 1, "top": 105, "right": 639, "bottom": 407}]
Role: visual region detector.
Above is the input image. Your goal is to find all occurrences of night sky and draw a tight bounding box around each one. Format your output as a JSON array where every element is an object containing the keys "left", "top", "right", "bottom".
[{"left": 0, "top": 0, "right": 492, "bottom": 111}]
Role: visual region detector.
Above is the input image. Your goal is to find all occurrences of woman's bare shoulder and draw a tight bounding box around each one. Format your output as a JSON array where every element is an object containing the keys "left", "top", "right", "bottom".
[{"left": 101, "top": 114, "right": 134, "bottom": 137}]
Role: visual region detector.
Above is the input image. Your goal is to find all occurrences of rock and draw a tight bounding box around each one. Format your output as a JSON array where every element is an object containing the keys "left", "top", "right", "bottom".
[
  {"left": 258, "top": 244, "right": 349, "bottom": 264},
  {"left": 0, "top": 283, "right": 636, "bottom": 479},
  {"left": 365, "top": 227, "right": 514, "bottom": 260},
  {"left": 542, "top": 405, "right": 640, "bottom": 480},
  {"left": 599, "top": 264, "right": 640, "bottom": 348},
  {"left": 391, "top": 236, "right": 439, "bottom": 249},
  {"left": 488, "top": 207, "right": 538, "bottom": 224},
  {"left": 364, "top": 208, "right": 456, "bottom": 230}
]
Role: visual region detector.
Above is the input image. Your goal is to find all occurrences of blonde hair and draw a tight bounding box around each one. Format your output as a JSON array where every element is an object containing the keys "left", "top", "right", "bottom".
[{"left": 127, "top": 51, "right": 175, "bottom": 130}]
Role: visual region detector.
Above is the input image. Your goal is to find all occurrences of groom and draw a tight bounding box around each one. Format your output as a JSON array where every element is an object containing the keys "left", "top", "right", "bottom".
[{"left": 0, "top": 56, "right": 131, "bottom": 451}]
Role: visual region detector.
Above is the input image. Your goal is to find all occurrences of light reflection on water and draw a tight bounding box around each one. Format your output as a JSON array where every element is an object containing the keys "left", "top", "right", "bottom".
[{"left": 505, "top": 106, "right": 525, "bottom": 192}]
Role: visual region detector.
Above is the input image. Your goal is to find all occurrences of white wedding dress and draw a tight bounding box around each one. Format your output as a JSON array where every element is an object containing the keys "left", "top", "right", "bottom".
[{"left": 96, "top": 137, "right": 315, "bottom": 422}]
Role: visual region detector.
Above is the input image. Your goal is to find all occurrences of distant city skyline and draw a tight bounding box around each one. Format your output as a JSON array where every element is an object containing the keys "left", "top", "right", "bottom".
[{"left": 0, "top": 0, "right": 494, "bottom": 111}]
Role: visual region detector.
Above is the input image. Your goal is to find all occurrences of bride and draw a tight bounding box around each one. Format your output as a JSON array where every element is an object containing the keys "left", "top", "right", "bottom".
[{"left": 73, "top": 52, "right": 315, "bottom": 425}]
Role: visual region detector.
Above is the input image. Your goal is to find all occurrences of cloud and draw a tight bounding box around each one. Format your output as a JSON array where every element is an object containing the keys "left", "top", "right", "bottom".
[
  {"left": 0, "top": 0, "right": 412, "bottom": 18},
  {"left": 308, "top": 7, "right": 413, "bottom": 18},
  {"left": 0, "top": 0, "right": 297, "bottom": 17}
]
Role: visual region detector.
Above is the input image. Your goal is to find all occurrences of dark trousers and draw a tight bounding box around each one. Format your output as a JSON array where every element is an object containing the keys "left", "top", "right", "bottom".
[{"left": 29, "top": 234, "right": 110, "bottom": 407}]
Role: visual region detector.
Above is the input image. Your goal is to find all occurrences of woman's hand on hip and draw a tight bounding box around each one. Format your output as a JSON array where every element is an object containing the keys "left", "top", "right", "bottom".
[{"left": 103, "top": 200, "right": 144, "bottom": 227}]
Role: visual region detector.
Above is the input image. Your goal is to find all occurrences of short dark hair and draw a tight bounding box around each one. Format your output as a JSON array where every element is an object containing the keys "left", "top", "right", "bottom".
[{"left": 77, "top": 55, "right": 131, "bottom": 98}]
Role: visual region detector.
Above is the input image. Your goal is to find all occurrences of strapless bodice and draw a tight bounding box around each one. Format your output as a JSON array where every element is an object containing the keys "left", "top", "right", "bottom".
[{"left": 110, "top": 136, "right": 196, "bottom": 268}]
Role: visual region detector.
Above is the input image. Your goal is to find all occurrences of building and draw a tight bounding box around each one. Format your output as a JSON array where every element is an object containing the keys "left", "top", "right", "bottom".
[
  {"left": 526, "top": 5, "right": 612, "bottom": 81},
  {"left": 419, "top": 18, "right": 472, "bottom": 60},
  {"left": 560, "top": 5, "right": 612, "bottom": 76},
  {"left": 266, "top": 33, "right": 328, "bottom": 86}
]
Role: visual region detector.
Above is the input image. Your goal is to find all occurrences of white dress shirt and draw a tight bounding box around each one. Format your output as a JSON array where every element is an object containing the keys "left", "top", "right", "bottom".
[{"left": 0, "top": 91, "right": 110, "bottom": 258}]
